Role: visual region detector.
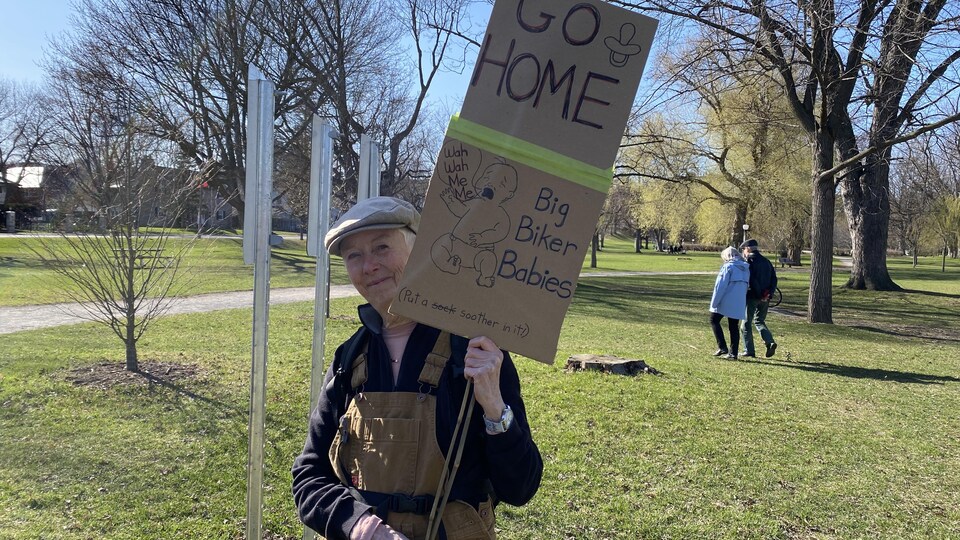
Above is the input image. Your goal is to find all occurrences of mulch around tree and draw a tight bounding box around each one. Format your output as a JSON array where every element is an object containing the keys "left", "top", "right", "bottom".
[{"left": 63, "top": 361, "right": 204, "bottom": 390}]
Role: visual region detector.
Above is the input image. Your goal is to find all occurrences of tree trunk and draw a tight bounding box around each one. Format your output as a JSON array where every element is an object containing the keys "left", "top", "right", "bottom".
[
  {"left": 731, "top": 203, "right": 748, "bottom": 247},
  {"left": 787, "top": 216, "right": 804, "bottom": 266},
  {"left": 590, "top": 232, "right": 598, "bottom": 268},
  {"left": 844, "top": 206, "right": 900, "bottom": 289},
  {"left": 841, "top": 145, "right": 901, "bottom": 290},
  {"left": 125, "top": 299, "right": 138, "bottom": 372},
  {"left": 126, "top": 335, "right": 138, "bottom": 372},
  {"left": 635, "top": 229, "right": 642, "bottom": 253},
  {"left": 842, "top": 156, "right": 904, "bottom": 291},
  {"left": 124, "top": 230, "right": 138, "bottom": 372},
  {"left": 808, "top": 130, "right": 835, "bottom": 324}
]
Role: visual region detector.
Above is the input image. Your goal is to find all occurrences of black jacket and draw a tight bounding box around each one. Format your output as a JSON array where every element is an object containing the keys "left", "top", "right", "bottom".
[
  {"left": 745, "top": 251, "right": 778, "bottom": 300},
  {"left": 291, "top": 304, "right": 543, "bottom": 540}
]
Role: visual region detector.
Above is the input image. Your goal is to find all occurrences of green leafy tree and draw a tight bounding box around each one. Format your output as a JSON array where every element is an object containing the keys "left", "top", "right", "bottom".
[{"left": 620, "top": 53, "right": 809, "bottom": 253}]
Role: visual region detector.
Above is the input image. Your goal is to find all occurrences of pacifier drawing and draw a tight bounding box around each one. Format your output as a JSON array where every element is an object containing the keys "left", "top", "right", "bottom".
[{"left": 604, "top": 23, "right": 643, "bottom": 68}]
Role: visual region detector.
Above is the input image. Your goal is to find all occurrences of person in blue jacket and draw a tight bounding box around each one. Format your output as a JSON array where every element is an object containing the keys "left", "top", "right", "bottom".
[{"left": 709, "top": 246, "right": 750, "bottom": 359}]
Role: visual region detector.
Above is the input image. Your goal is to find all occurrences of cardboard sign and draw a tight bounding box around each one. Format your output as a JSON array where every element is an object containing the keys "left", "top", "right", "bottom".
[
  {"left": 393, "top": 133, "right": 606, "bottom": 362},
  {"left": 460, "top": 0, "right": 658, "bottom": 169},
  {"left": 392, "top": 0, "right": 657, "bottom": 363}
]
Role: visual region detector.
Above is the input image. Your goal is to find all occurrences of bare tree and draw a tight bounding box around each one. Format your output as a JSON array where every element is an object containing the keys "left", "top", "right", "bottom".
[
  {"left": 271, "top": 0, "right": 471, "bottom": 207},
  {"left": 623, "top": 0, "right": 960, "bottom": 323},
  {"left": 46, "top": 0, "right": 470, "bottom": 228},
  {"left": 918, "top": 122, "right": 960, "bottom": 269},
  {"left": 30, "top": 150, "right": 203, "bottom": 372},
  {"left": 50, "top": 0, "right": 294, "bottom": 224},
  {"left": 890, "top": 135, "right": 943, "bottom": 266},
  {"left": 32, "top": 55, "right": 205, "bottom": 371},
  {"left": 933, "top": 120, "right": 960, "bottom": 262},
  {"left": 0, "top": 78, "right": 49, "bottom": 181}
]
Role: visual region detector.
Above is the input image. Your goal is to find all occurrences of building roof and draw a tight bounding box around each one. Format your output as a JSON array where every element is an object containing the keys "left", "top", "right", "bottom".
[{"left": 4, "top": 166, "right": 45, "bottom": 189}]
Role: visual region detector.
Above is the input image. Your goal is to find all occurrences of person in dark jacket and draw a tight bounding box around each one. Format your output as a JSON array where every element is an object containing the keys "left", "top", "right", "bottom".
[
  {"left": 292, "top": 197, "right": 542, "bottom": 540},
  {"left": 739, "top": 239, "right": 778, "bottom": 358}
]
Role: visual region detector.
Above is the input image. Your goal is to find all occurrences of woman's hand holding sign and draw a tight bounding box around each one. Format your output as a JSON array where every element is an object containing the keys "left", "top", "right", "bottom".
[{"left": 464, "top": 336, "right": 506, "bottom": 421}]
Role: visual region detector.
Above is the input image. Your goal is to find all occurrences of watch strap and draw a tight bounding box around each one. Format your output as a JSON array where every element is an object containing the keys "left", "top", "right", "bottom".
[{"left": 484, "top": 404, "right": 514, "bottom": 434}]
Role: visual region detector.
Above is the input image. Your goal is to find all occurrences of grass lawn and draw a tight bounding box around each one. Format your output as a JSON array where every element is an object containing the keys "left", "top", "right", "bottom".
[
  {"left": 1, "top": 247, "right": 958, "bottom": 538},
  {"left": 4, "top": 233, "right": 930, "bottom": 308},
  {"left": 0, "top": 235, "right": 351, "bottom": 307}
]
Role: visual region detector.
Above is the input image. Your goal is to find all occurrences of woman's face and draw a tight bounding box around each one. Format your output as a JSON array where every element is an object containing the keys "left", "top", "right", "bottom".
[{"left": 340, "top": 228, "right": 412, "bottom": 315}]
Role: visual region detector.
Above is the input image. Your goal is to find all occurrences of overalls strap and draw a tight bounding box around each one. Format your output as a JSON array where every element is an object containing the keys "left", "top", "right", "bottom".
[
  {"left": 343, "top": 330, "right": 451, "bottom": 391},
  {"left": 418, "top": 331, "right": 451, "bottom": 388}
]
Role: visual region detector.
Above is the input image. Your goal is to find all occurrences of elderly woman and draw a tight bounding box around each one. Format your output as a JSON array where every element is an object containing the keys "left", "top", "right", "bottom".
[
  {"left": 709, "top": 246, "right": 750, "bottom": 359},
  {"left": 292, "top": 197, "right": 543, "bottom": 540}
]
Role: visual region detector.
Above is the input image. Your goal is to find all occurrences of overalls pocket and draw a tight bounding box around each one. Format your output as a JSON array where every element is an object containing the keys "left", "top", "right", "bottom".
[
  {"left": 343, "top": 415, "right": 421, "bottom": 492},
  {"left": 441, "top": 499, "right": 496, "bottom": 540}
]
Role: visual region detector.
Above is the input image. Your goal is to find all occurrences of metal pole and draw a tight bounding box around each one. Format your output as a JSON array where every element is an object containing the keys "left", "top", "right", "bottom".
[
  {"left": 358, "top": 134, "right": 371, "bottom": 202},
  {"left": 308, "top": 117, "right": 336, "bottom": 405},
  {"left": 243, "top": 64, "right": 275, "bottom": 540},
  {"left": 368, "top": 139, "right": 380, "bottom": 198},
  {"left": 301, "top": 116, "right": 337, "bottom": 540}
]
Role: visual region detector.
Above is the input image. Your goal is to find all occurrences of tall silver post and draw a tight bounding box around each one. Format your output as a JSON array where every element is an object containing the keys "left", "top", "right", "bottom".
[
  {"left": 243, "top": 64, "right": 275, "bottom": 540},
  {"left": 307, "top": 118, "right": 337, "bottom": 404},
  {"left": 358, "top": 134, "right": 371, "bottom": 201},
  {"left": 368, "top": 138, "right": 380, "bottom": 198},
  {"left": 357, "top": 134, "right": 381, "bottom": 201},
  {"left": 301, "top": 116, "right": 338, "bottom": 540}
]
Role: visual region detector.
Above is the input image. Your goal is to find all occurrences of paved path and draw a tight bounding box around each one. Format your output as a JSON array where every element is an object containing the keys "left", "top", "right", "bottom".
[
  {"left": 0, "top": 284, "right": 359, "bottom": 335},
  {"left": 0, "top": 271, "right": 719, "bottom": 335}
]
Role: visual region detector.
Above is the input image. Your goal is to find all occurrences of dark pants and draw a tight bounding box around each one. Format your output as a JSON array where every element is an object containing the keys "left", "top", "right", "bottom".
[{"left": 710, "top": 312, "right": 740, "bottom": 354}]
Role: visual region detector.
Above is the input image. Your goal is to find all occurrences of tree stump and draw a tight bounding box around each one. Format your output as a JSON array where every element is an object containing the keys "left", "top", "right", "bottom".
[{"left": 564, "top": 354, "right": 660, "bottom": 376}]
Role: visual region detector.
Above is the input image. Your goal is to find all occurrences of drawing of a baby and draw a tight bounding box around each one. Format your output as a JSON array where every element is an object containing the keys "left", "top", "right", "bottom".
[{"left": 431, "top": 161, "right": 518, "bottom": 287}]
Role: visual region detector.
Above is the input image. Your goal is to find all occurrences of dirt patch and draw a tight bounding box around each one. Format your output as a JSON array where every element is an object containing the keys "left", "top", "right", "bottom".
[{"left": 63, "top": 361, "right": 204, "bottom": 390}]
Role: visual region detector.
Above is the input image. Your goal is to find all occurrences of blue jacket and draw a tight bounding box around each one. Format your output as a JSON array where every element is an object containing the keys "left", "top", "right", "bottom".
[{"left": 710, "top": 258, "right": 750, "bottom": 319}]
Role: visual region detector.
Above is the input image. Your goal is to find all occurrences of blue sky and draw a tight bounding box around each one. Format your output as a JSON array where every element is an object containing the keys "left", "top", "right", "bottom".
[
  {"left": 0, "top": 0, "right": 475, "bottom": 104},
  {"left": 0, "top": 0, "right": 72, "bottom": 84}
]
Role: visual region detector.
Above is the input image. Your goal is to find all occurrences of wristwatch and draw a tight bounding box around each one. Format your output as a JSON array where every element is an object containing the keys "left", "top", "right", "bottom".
[{"left": 484, "top": 405, "right": 514, "bottom": 435}]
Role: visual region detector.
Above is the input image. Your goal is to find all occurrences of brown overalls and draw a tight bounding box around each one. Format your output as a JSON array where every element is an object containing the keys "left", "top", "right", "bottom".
[{"left": 329, "top": 332, "right": 496, "bottom": 540}]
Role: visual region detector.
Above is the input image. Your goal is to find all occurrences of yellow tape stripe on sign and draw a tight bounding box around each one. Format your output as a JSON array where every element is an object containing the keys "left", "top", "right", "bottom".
[{"left": 447, "top": 115, "right": 614, "bottom": 193}]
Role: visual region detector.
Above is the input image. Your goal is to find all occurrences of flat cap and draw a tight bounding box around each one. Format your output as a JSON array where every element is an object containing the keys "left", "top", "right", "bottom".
[
  {"left": 324, "top": 196, "right": 420, "bottom": 256},
  {"left": 739, "top": 238, "right": 759, "bottom": 250}
]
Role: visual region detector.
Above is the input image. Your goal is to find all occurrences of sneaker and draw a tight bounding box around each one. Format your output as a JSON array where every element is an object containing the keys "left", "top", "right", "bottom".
[
  {"left": 765, "top": 342, "right": 778, "bottom": 358},
  {"left": 741, "top": 352, "right": 756, "bottom": 358},
  {"left": 713, "top": 349, "right": 728, "bottom": 357},
  {"left": 725, "top": 353, "right": 738, "bottom": 360}
]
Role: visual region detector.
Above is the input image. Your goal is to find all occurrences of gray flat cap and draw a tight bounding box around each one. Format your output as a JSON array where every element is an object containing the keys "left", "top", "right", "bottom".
[
  {"left": 739, "top": 238, "right": 759, "bottom": 250},
  {"left": 324, "top": 196, "right": 420, "bottom": 256}
]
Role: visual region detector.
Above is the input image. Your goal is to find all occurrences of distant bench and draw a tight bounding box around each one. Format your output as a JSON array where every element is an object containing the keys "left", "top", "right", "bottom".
[{"left": 778, "top": 256, "right": 798, "bottom": 268}]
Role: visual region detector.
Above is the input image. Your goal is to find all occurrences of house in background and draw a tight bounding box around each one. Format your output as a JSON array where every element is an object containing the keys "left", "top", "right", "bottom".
[
  {"left": 1, "top": 163, "right": 301, "bottom": 233},
  {"left": 1, "top": 166, "right": 49, "bottom": 229}
]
